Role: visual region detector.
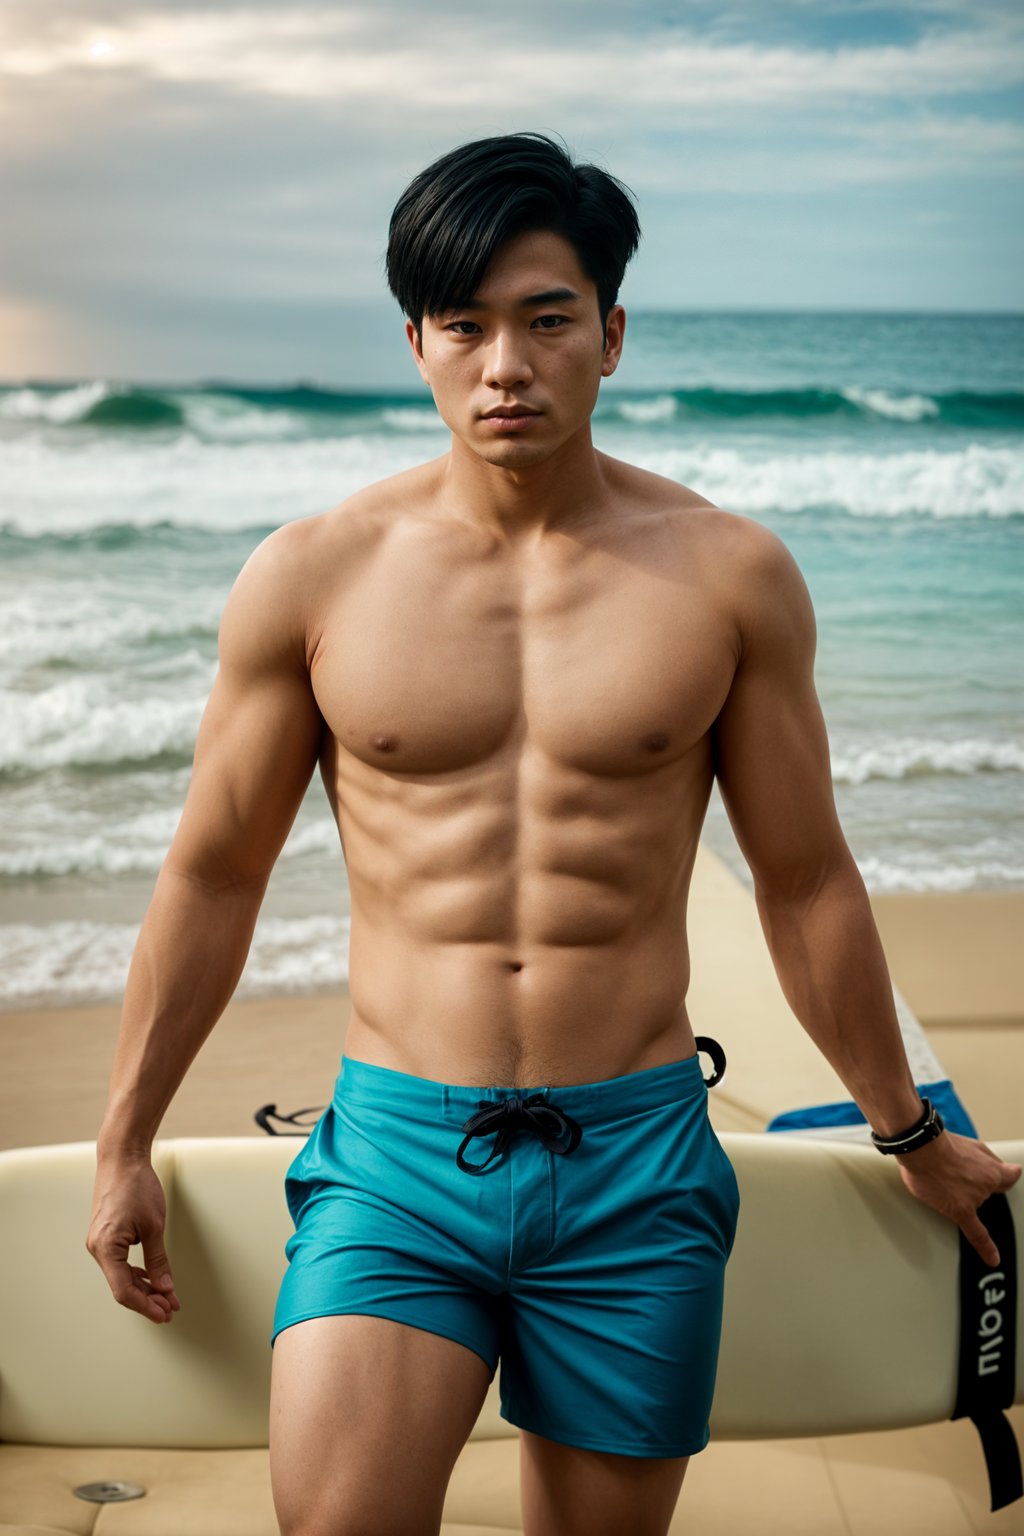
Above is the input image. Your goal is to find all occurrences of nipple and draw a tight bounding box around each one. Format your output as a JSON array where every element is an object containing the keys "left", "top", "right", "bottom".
[
  {"left": 642, "top": 732, "right": 670, "bottom": 752},
  {"left": 371, "top": 734, "right": 397, "bottom": 753}
]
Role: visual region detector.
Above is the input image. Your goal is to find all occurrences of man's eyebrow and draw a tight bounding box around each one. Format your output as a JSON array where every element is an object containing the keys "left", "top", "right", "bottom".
[{"left": 444, "top": 287, "right": 583, "bottom": 313}]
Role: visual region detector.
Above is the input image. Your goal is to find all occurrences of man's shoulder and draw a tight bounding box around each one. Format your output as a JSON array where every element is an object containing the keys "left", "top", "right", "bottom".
[
  {"left": 315, "top": 460, "right": 438, "bottom": 543},
  {"left": 622, "top": 461, "right": 787, "bottom": 562},
  {"left": 607, "top": 455, "right": 751, "bottom": 535},
  {"left": 262, "top": 464, "right": 430, "bottom": 565},
  {"left": 239, "top": 467, "right": 437, "bottom": 669},
  {"left": 619, "top": 468, "right": 809, "bottom": 653},
  {"left": 689, "top": 505, "right": 813, "bottom": 658},
  {"left": 637, "top": 467, "right": 798, "bottom": 579},
  {"left": 223, "top": 494, "right": 385, "bottom": 673}
]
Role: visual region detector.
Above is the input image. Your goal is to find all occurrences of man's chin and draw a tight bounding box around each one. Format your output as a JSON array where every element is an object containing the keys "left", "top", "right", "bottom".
[
  {"left": 447, "top": 428, "right": 546, "bottom": 459},
  {"left": 478, "top": 439, "right": 552, "bottom": 467}
]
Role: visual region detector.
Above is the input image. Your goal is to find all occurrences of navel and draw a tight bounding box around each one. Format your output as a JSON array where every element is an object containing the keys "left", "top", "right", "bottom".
[{"left": 641, "top": 731, "right": 671, "bottom": 753}]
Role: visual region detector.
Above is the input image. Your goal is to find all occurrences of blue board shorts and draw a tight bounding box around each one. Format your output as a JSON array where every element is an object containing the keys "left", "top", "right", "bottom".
[{"left": 271, "top": 1047, "right": 740, "bottom": 1458}]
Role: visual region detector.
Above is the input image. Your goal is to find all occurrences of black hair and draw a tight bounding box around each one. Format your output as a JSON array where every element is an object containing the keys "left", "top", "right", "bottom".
[{"left": 384, "top": 131, "right": 641, "bottom": 346}]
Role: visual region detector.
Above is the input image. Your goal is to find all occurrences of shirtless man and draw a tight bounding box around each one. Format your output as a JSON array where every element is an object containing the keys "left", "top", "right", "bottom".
[{"left": 87, "top": 132, "right": 1021, "bottom": 1536}]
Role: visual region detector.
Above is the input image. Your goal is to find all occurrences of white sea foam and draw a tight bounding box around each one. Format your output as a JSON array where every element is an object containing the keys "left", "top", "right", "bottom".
[
  {"left": 639, "top": 442, "right": 1024, "bottom": 519},
  {"left": 841, "top": 386, "right": 940, "bottom": 423},
  {"left": 0, "top": 674, "right": 211, "bottom": 773},
  {"left": 380, "top": 407, "right": 447, "bottom": 431},
  {"left": 0, "top": 806, "right": 341, "bottom": 878},
  {"left": 182, "top": 398, "right": 308, "bottom": 440},
  {"left": 0, "top": 433, "right": 428, "bottom": 536},
  {"left": 0, "top": 911, "right": 350, "bottom": 1009},
  {"left": 852, "top": 854, "right": 1024, "bottom": 893},
  {"left": 0, "top": 381, "right": 113, "bottom": 424},
  {"left": 0, "top": 807, "right": 183, "bottom": 878},
  {"left": 831, "top": 736, "right": 1024, "bottom": 784},
  {"left": 0, "top": 588, "right": 222, "bottom": 667},
  {"left": 2, "top": 434, "right": 1019, "bottom": 535},
  {"left": 616, "top": 395, "right": 678, "bottom": 424}
]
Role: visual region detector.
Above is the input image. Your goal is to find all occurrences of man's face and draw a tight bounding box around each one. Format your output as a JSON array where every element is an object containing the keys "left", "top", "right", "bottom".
[{"left": 406, "top": 228, "right": 625, "bottom": 467}]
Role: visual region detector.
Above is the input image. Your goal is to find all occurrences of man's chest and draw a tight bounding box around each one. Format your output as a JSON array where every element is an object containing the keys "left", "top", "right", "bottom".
[{"left": 308, "top": 526, "right": 738, "bottom": 781}]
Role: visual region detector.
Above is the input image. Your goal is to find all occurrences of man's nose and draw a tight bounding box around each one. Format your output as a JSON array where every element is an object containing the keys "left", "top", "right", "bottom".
[{"left": 481, "top": 332, "right": 534, "bottom": 389}]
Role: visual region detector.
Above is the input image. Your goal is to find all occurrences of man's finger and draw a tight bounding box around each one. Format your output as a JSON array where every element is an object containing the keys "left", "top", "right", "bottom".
[
  {"left": 141, "top": 1237, "right": 179, "bottom": 1308},
  {"left": 141, "top": 1228, "right": 181, "bottom": 1314},
  {"left": 98, "top": 1250, "right": 170, "bottom": 1322},
  {"left": 114, "top": 1266, "right": 169, "bottom": 1320},
  {"left": 962, "top": 1214, "right": 1000, "bottom": 1268},
  {"left": 128, "top": 1263, "right": 176, "bottom": 1319}
]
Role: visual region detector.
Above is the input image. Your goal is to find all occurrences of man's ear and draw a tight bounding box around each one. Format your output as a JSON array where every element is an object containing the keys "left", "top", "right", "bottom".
[
  {"left": 405, "top": 318, "right": 430, "bottom": 385},
  {"left": 601, "top": 304, "right": 626, "bottom": 378}
]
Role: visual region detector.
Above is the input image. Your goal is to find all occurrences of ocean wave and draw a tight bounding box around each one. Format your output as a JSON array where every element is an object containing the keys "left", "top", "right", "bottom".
[
  {"left": 0, "top": 677, "right": 208, "bottom": 778},
  {"left": 0, "top": 590, "right": 221, "bottom": 669},
  {"left": 852, "top": 854, "right": 1024, "bottom": 893},
  {"left": 380, "top": 407, "right": 449, "bottom": 432},
  {"left": 0, "top": 911, "right": 350, "bottom": 1010},
  {"left": 656, "top": 383, "right": 1024, "bottom": 429},
  {"left": 0, "top": 434, "right": 1020, "bottom": 536},
  {"left": 0, "top": 431, "right": 426, "bottom": 538},
  {"left": 615, "top": 394, "right": 678, "bottom": 424},
  {"left": 840, "top": 386, "right": 938, "bottom": 423},
  {"left": 642, "top": 443, "right": 1024, "bottom": 519},
  {"left": 0, "top": 811, "right": 341, "bottom": 879},
  {"left": 831, "top": 736, "right": 1024, "bottom": 784},
  {"left": 0, "top": 380, "right": 186, "bottom": 429},
  {"left": 4, "top": 379, "right": 1022, "bottom": 436}
]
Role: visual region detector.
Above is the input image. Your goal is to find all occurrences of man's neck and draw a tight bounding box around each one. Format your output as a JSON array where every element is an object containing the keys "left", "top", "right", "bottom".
[{"left": 437, "top": 424, "right": 611, "bottom": 544}]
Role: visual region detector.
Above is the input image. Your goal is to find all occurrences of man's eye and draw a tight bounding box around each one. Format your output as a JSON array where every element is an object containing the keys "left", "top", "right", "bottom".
[{"left": 444, "top": 316, "right": 568, "bottom": 335}]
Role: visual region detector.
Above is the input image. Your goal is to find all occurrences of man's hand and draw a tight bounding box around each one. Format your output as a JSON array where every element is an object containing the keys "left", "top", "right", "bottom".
[
  {"left": 86, "top": 1157, "right": 182, "bottom": 1325},
  {"left": 894, "top": 1131, "right": 1022, "bottom": 1267}
]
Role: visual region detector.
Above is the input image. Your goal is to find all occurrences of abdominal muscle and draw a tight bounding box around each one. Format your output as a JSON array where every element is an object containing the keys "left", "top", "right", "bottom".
[
  {"left": 342, "top": 957, "right": 699, "bottom": 1091},
  {"left": 338, "top": 831, "right": 703, "bottom": 1091}
]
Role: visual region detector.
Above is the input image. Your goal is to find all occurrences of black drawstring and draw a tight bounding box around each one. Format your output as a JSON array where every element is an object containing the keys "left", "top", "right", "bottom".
[
  {"left": 455, "top": 1039, "right": 727, "bottom": 1173},
  {"left": 456, "top": 1093, "right": 583, "bottom": 1174}
]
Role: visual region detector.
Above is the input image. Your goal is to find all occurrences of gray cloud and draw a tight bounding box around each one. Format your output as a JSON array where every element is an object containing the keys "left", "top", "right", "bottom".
[{"left": 1, "top": 0, "right": 1020, "bottom": 381}]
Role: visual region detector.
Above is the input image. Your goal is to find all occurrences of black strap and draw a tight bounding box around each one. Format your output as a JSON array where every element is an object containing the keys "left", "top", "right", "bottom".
[
  {"left": 951, "top": 1191, "right": 1022, "bottom": 1511},
  {"left": 254, "top": 1103, "right": 324, "bottom": 1136},
  {"left": 694, "top": 1035, "right": 727, "bottom": 1087}
]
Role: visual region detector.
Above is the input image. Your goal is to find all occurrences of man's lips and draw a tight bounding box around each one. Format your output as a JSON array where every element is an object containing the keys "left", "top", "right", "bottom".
[{"left": 480, "top": 411, "right": 543, "bottom": 431}]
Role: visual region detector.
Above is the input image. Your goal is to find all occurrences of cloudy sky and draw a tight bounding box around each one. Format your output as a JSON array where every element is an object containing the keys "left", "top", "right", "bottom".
[{"left": 1, "top": 0, "right": 1022, "bottom": 387}]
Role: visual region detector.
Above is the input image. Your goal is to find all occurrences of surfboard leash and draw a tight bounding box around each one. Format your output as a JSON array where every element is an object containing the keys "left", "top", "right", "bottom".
[{"left": 951, "top": 1190, "right": 1022, "bottom": 1511}]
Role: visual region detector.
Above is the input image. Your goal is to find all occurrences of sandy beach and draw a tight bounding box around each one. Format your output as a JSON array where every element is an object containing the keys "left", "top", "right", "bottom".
[{"left": 3, "top": 881, "right": 1021, "bottom": 1153}]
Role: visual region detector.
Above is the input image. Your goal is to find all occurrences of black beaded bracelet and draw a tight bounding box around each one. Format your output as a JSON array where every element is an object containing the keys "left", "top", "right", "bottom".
[{"left": 869, "top": 1096, "right": 946, "bottom": 1155}]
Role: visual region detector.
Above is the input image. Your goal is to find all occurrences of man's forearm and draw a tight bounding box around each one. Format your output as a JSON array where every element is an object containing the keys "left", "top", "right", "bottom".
[
  {"left": 96, "top": 864, "right": 266, "bottom": 1160},
  {"left": 755, "top": 861, "right": 925, "bottom": 1137}
]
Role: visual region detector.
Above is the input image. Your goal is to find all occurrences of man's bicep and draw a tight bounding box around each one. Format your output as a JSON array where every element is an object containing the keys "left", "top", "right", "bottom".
[
  {"left": 165, "top": 525, "right": 325, "bottom": 890},
  {"left": 710, "top": 525, "right": 850, "bottom": 901}
]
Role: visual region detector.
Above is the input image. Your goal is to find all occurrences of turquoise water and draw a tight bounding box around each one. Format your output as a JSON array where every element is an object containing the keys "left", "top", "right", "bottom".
[{"left": 1, "top": 311, "right": 1021, "bottom": 1008}]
